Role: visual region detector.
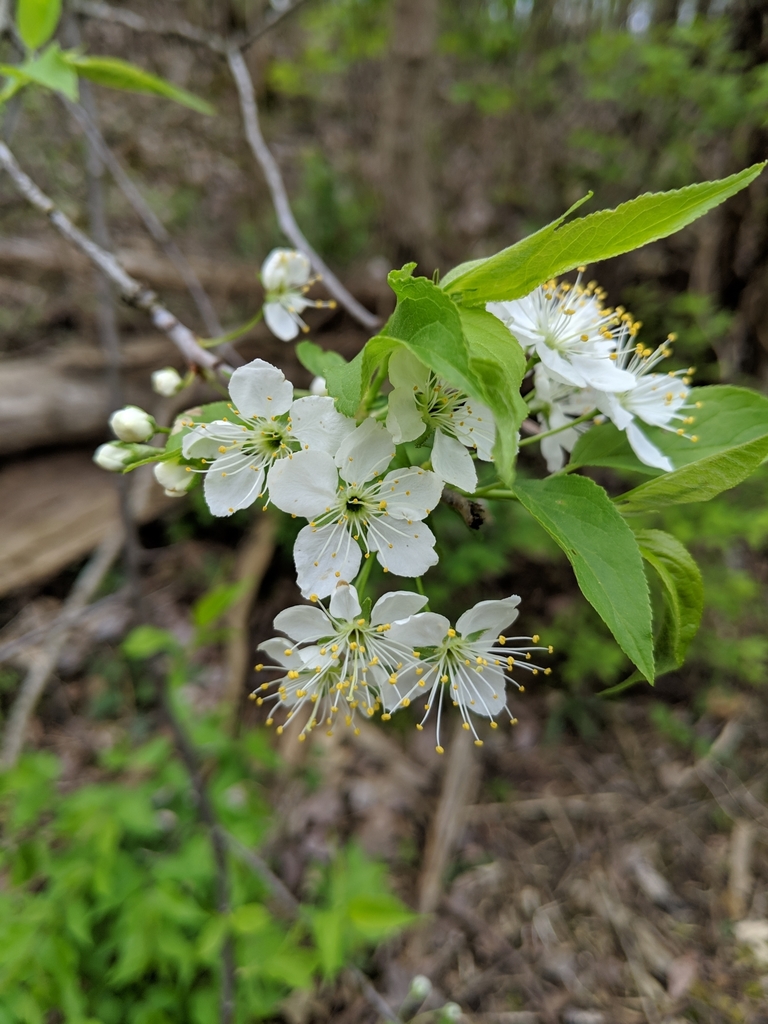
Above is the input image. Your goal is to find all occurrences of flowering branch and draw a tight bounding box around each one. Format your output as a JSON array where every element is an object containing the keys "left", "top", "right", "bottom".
[{"left": 0, "top": 140, "right": 234, "bottom": 377}]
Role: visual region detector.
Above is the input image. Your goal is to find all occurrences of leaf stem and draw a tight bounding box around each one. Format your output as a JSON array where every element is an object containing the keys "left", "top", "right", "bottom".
[
  {"left": 199, "top": 308, "right": 263, "bottom": 347},
  {"left": 354, "top": 553, "right": 375, "bottom": 596},
  {"left": 518, "top": 411, "right": 595, "bottom": 447}
]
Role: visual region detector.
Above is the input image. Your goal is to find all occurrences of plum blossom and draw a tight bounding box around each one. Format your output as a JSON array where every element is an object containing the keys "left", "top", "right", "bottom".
[
  {"left": 94, "top": 442, "right": 133, "bottom": 471},
  {"left": 152, "top": 367, "right": 183, "bottom": 397},
  {"left": 261, "top": 247, "right": 335, "bottom": 341},
  {"left": 251, "top": 581, "right": 428, "bottom": 737},
  {"left": 589, "top": 326, "right": 698, "bottom": 471},
  {"left": 386, "top": 349, "right": 495, "bottom": 493},
  {"left": 528, "top": 363, "right": 596, "bottom": 473},
  {"left": 268, "top": 417, "right": 442, "bottom": 599},
  {"left": 383, "top": 596, "right": 550, "bottom": 751},
  {"left": 154, "top": 460, "right": 194, "bottom": 497},
  {"left": 487, "top": 275, "right": 637, "bottom": 392},
  {"left": 181, "top": 357, "right": 354, "bottom": 517},
  {"left": 109, "top": 405, "right": 155, "bottom": 443}
]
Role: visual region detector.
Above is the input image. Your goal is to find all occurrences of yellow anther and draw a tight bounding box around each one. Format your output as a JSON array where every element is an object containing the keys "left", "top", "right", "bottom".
[
  {"left": 462, "top": 722, "right": 470, "bottom": 731},
  {"left": 447, "top": 628, "right": 456, "bottom": 637},
  {"left": 435, "top": 745, "right": 445, "bottom": 754}
]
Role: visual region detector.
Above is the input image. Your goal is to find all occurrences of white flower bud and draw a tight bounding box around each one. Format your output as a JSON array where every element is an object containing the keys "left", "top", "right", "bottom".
[
  {"left": 93, "top": 442, "right": 132, "bottom": 472},
  {"left": 152, "top": 367, "right": 183, "bottom": 397},
  {"left": 154, "top": 460, "right": 193, "bottom": 497},
  {"left": 110, "top": 405, "right": 154, "bottom": 443},
  {"left": 441, "top": 1004, "right": 462, "bottom": 1022},
  {"left": 309, "top": 375, "right": 327, "bottom": 396},
  {"left": 409, "top": 975, "right": 432, "bottom": 1000}
]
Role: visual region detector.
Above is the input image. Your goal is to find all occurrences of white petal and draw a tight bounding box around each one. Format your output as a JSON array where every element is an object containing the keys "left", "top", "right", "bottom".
[
  {"left": 229, "top": 359, "right": 293, "bottom": 418},
  {"left": 259, "top": 637, "right": 305, "bottom": 669},
  {"left": 387, "top": 611, "right": 450, "bottom": 648},
  {"left": 456, "top": 663, "right": 507, "bottom": 718},
  {"left": 367, "top": 517, "right": 438, "bottom": 577},
  {"left": 329, "top": 581, "right": 361, "bottom": 621},
  {"left": 536, "top": 344, "right": 588, "bottom": 388},
  {"left": 203, "top": 455, "right": 265, "bottom": 516},
  {"left": 377, "top": 467, "right": 442, "bottom": 521},
  {"left": 540, "top": 432, "right": 568, "bottom": 473},
  {"left": 182, "top": 424, "right": 221, "bottom": 459},
  {"left": 294, "top": 522, "right": 362, "bottom": 599},
  {"left": 449, "top": 400, "right": 496, "bottom": 462},
  {"left": 386, "top": 387, "right": 426, "bottom": 444},
  {"left": 592, "top": 390, "right": 633, "bottom": 431},
  {"left": 626, "top": 422, "right": 673, "bottom": 471},
  {"left": 266, "top": 449, "right": 338, "bottom": 517},
  {"left": 432, "top": 429, "right": 477, "bottom": 492},
  {"left": 290, "top": 396, "right": 356, "bottom": 455},
  {"left": 388, "top": 347, "right": 430, "bottom": 390},
  {"left": 371, "top": 591, "right": 428, "bottom": 626},
  {"left": 572, "top": 356, "right": 636, "bottom": 393},
  {"left": 456, "top": 596, "right": 521, "bottom": 642},
  {"left": 273, "top": 605, "right": 331, "bottom": 642},
  {"left": 261, "top": 248, "right": 311, "bottom": 290},
  {"left": 263, "top": 302, "right": 300, "bottom": 341},
  {"left": 335, "top": 417, "right": 395, "bottom": 484}
]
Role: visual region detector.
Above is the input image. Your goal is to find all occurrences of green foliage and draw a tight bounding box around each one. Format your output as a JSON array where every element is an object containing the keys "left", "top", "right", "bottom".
[
  {"left": 15, "top": 0, "right": 61, "bottom": 51},
  {"left": 62, "top": 55, "right": 214, "bottom": 114},
  {"left": 442, "top": 164, "right": 765, "bottom": 305},
  {"left": 514, "top": 475, "right": 654, "bottom": 682},
  {"left": 0, "top": 44, "right": 78, "bottom": 101}
]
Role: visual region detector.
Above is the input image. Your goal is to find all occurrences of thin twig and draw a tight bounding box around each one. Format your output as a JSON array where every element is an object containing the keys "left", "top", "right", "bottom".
[
  {"left": 0, "top": 140, "right": 233, "bottom": 376},
  {"left": 441, "top": 488, "right": 487, "bottom": 530},
  {"left": 0, "top": 591, "right": 128, "bottom": 666},
  {"left": 226, "top": 48, "right": 380, "bottom": 333},
  {"left": 0, "top": 534, "right": 123, "bottom": 769}
]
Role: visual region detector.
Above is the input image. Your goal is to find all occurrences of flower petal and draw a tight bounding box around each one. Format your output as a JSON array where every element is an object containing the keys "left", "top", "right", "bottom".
[
  {"left": 388, "top": 348, "right": 430, "bottom": 391},
  {"left": 536, "top": 345, "right": 588, "bottom": 388},
  {"left": 432, "top": 429, "right": 477, "bottom": 492},
  {"left": 455, "top": 663, "right": 507, "bottom": 718},
  {"left": 387, "top": 611, "right": 450, "bottom": 647},
  {"left": 335, "top": 417, "right": 395, "bottom": 484},
  {"left": 626, "top": 421, "right": 673, "bottom": 471},
  {"left": 456, "top": 596, "right": 521, "bottom": 642},
  {"left": 261, "top": 248, "right": 311, "bottom": 290},
  {"left": 229, "top": 358, "right": 294, "bottom": 418},
  {"left": 367, "top": 518, "right": 438, "bottom": 577},
  {"left": 294, "top": 522, "right": 362, "bottom": 599},
  {"left": 377, "top": 467, "right": 442, "bottom": 521},
  {"left": 450, "top": 400, "right": 496, "bottom": 462},
  {"left": 386, "top": 386, "right": 426, "bottom": 444},
  {"left": 371, "top": 591, "right": 428, "bottom": 626},
  {"left": 572, "top": 356, "right": 636, "bottom": 394},
  {"left": 267, "top": 449, "right": 338, "bottom": 517},
  {"left": 273, "top": 605, "right": 331, "bottom": 642},
  {"left": 182, "top": 424, "right": 222, "bottom": 459},
  {"left": 592, "top": 390, "right": 633, "bottom": 431},
  {"left": 263, "top": 302, "right": 300, "bottom": 341},
  {"left": 203, "top": 454, "right": 265, "bottom": 516},
  {"left": 259, "top": 636, "right": 305, "bottom": 669},
  {"left": 329, "top": 581, "right": 361, "bottom": 621},
  {"left": 290, "top": 396, "right": 356, "bottom": 455}
]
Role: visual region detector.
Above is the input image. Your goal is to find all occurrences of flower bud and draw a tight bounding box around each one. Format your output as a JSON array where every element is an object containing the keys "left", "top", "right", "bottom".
[
  {"left": 409, "top": 975, "right": 432, "bottom": 1000},
  {"left": 93, "top": 442, "right": 132, "bottom": 472},
  {"left": 154, "top": 460, "right": 193, "bottom": 497},
  {"left": 152, "top": 367, "right": 183, "bottom": 397},
  {"left": 309, "top": 375, "right": 327, "bottom": 396},
  {"left": 110, "top": 405, "right": 154, "bottom": 443},
  {"left": 441, "top": 1004, "right": 462, "bottom": 1022}
]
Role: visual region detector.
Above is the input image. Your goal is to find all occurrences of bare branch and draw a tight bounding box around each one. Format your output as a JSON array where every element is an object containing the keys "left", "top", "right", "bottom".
[
  {"left": 0, "top": 533, "right": 123, "bottom": 769},
  {"left": 226, "top": 48, "right": 380, "bottom": 333},
  {"left": 71, "top": 0, "right": 228, "bottom": 52},
  {"left": 0, "top": 140, "right": 233, "bottom": 375},
  {"left": 441, "top": 488, "right": 487, "bottom": 530}
]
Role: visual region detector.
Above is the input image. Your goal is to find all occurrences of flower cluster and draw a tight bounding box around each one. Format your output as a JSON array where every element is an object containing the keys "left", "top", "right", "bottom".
[{"left": 489, "top": 273, "right": 698, "bottom": 472}]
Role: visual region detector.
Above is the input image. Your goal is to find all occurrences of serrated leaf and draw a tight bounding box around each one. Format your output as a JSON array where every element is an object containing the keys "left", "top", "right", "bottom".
[
  {"left": 16, "top": 0, "right": 61, "bottom": 51},
  {"left": 63, "top": 55, "right": 214, "bottom": 114},
  {"left": 444, "top": 165, "right": 766, "bottom": 305},
  {"left": 514, "top": 475, "right": 654, "bottom": 681}
]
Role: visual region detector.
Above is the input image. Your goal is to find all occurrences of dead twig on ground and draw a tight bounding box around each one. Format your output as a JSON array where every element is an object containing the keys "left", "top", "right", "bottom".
[{"left": 0, "top": 533, "right": 123, "bottom": 769}]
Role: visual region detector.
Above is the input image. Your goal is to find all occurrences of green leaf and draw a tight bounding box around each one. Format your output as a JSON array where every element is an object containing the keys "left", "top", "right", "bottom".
[
  {"left": 295, "top": 339, "right": 344, "bottom": 379},
  {"left": 634, "top": 529, "right": 703, "bottom": 674},
  {"left": 296, "top": 338, "right": 369, "bottom": 417},
  {"left": 16, "top": 0, "right": 61, "bottom": 50},
  {"left": 1, "top": 43, "right": 78, "bottom": 100},
  {"left": 307, "top": 907, "right": 345, "bottom": 979},
  {"left": 514, "top": 475, "right": 654, "bottom": 681},
  {"left": 347, "top": 894, "right": 415, "bottom": 939},
  {"left": 63, "top": 55, "right": 214, "bottom": 115},
  {"left": 192, "top": 580, "right": 250, "bottom": 629},
  {"left": 122, "top": 625, "right": 180, "bottom": 660},
  {"left": 615, "top": 434, "right": 768, "bottom": 516},
  {"left": 444, "top": 165, "right": 766, "bottom": 305},
  {"left": 166, "top": 400, "right": 232, "bottom": 454},
  {"left": 230, "top": 903, "right": 271, "bottom": 934}
]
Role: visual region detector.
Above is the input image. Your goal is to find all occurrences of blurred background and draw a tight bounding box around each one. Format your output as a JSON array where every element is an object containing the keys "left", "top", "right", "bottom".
[{"left": 2, "top": 0, "right": 768, "bottom": 1021}]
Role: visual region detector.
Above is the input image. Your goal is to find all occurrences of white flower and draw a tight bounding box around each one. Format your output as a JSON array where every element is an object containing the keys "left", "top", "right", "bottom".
[
  {"left": 268, "top": 417, "right": 442, "bottom": 599},
  {"left": 252, "top": 581, "right": 428, "bottom": 737},
  {"left": 384, "top": 596, "right": 550, "bottom": 751},
  {"left": 386, "top": 349, "right": 495, "bottom": 493},
  {"left": 154, "top": 460, "right": 194, "bottom": 497},
  {"left": 309, "top": 375, "right": 327, "bottom": 396},
  {"left": 590, "top": 327, "right": 698, "bottom": 471},
  {"left": 93, "top": 442, "right": 133, "bottom": 472},
  {"left": 152, "top": 367, "right": 183, "bottom": 397},
  {"left": 261, "top": 247, "right": 336, "bottom": 341},
  {"left": 487, "top": 275, "right": 636, "bottom": 392},
  {"left": 109, "top": 405, "right": 155, "bottom": 443},
  {"left": 180, "top": 358, "right": 355, "bottom": 517},
  {"left": 529, "top": 364, "right": 596, "bottom": 473}
]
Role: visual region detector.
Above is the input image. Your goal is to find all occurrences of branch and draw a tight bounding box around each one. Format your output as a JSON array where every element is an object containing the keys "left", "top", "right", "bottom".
[
  {"left": 0, "top": 533, "right": 123, "bottom": 769},
  {"left": 226, "top": 48, "right": 380, "bottom": 333},
  {"left": 441, "top": 488, "right": 487, "bottom": 530},
  {"left": 0, "top": 140, "right": 233, "bottom": 376}
]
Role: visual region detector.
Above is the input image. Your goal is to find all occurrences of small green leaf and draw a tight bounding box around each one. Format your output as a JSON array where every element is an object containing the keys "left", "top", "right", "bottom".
[
  {"left": 514, "top": 475, "right": 654, "bottom": 681},
  {"left": 63, "top": 54, "right": 214, "bottom": 114},
  {"left": 16, "top": 0, "right": 61, "bottom": 51},
  {"left": 444, "top": 165, "right": 766, "bottom": 305},
  {"left": 122, "top": 625, "right": 180, "bottom": 660},
  {"left": 307, "top": 907, "right": 345, "bottom": 979},
  {"left": 616, "top": 434, "right": 768, "bottom": 516},
  {"left": 192, "top": 580, "right": 250, "bottom": 629},
  {"left": 230, "top": 903, "right": 271, "bottom": 934},
  {"left": 1, "top": 43, "right": 78, "bottom": 100},
  {"left": 347, "top": 894, "right": 415, "bottom": 939}
]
